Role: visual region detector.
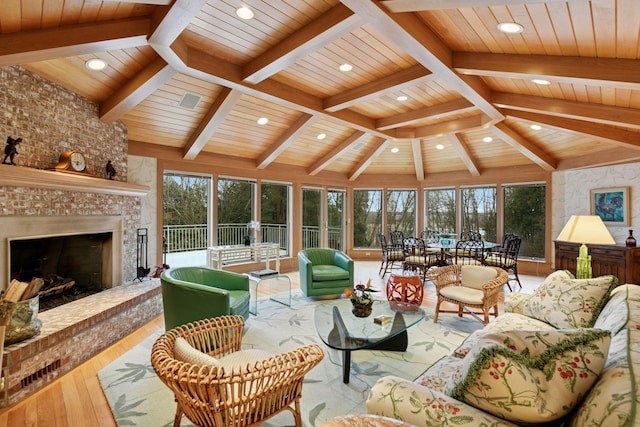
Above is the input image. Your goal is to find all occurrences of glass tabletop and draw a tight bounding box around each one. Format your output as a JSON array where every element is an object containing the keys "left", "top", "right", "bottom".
[{"left": 314, "top": 299, "right": 425, "bottom": 351}]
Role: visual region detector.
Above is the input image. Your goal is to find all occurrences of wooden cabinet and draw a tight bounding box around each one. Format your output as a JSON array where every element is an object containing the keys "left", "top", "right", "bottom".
[{"left": 554, "top": 241, "right": 640, "bottom": 284}]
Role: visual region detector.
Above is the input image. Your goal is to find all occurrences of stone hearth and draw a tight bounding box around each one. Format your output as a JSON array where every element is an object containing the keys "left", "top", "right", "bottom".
[{"left": 0, "top": 279, "right": 162, "bottom": 408}]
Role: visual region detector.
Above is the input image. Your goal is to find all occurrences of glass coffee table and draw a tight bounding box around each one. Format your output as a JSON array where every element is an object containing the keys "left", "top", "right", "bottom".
[{"left": 314, "top": 299, "right": 425, "bottom": 383}]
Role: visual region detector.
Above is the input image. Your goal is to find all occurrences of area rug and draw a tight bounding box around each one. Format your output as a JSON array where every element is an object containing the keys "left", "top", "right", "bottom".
[{"left": 98, "top": 290, "right": 482, "bottom": 426}]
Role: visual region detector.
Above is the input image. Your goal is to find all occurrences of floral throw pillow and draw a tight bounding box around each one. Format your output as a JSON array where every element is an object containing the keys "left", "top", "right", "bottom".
[
  {"left": 444, "top": 329, "right": 611, "bottom": 424},
  {"left": 522, "top": 273, "right": 617, "bottom": 329}
]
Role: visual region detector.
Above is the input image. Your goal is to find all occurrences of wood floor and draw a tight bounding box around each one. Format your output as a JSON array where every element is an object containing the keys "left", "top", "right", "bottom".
[{"left": 0, "top": 261, "right": 542, "bottom": 427}]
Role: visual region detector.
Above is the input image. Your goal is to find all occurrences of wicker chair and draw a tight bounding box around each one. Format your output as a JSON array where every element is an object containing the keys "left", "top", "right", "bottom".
[
  {"left": 431, "top": 264, "right": 508, "bottom": 325},
  {"left": 151, "top": 316, "right": 324, "bottom": 427}
]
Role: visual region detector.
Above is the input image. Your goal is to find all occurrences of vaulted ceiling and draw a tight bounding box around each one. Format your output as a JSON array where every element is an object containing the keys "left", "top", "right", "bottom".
[{"left": 3, "top": 0, "right": 640, "bottom": 181}]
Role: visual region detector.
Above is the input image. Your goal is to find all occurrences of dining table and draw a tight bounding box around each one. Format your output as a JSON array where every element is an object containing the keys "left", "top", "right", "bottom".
[{"left": 427, "top": 238, "right": 499, "bottom": 265}]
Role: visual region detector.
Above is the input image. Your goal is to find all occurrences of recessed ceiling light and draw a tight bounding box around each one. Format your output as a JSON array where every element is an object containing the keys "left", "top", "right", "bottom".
[
  {"left": 532, "top": 79, "right": 551, "bottom": 85},
  {"left": 85, "top": 59, "right": 107, "bottom": 71},
  {"left": 257, "top": 117, "right": 269, "bottom": 125},
  {"left": 317, "top": 133, "right": 326, "bottom": 140},
  {"left": 530, "top": 124, "right": 542, "bottom": 130},
  {"left": 435, "top": 144, "right": 444, "bottom": 150},
  {"left": 396, "top": 95, "right": 408, "bottom": 102},
  {"left": 236, "top": 6, "right": 254, "bottom": 20},
  {"left": 391, "top": 147, "right": 399, "bottom": 153},
  {"left": 497, "top": 22, "right": 524, "bottom": 34},
  {"left": 483, "top": 136, "right": 493, "bottom": 143},
  {"left": 339, "top": 63, "right": 352, "bottom": 72}
]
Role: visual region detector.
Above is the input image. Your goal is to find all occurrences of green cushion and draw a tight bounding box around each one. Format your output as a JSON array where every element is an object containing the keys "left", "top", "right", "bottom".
[
  {"left": 445, "top": 328, "right": 611, "bottom": 424},
  {"left": 312, "top": 265, "right": 350, "bottom": 281}
]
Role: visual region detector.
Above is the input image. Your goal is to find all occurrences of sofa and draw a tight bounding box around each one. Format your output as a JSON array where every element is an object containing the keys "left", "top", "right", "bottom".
[
  {"left": 160, "top": 266, "right": 250, "bottom": 330},
  {"left": 367, "top": 270, "right": 639, "bottom": 426},
  {"left": 298, "top": 248, "right": 354, "bottom": 297}
]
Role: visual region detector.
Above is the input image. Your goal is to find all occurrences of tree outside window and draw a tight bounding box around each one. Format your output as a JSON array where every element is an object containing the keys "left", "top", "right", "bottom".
[
  {"left": 461, "top": 186, "right": 497, "bottom": 242},
  {"left": 261, "top": 182, "right": 290, "bottom": 256},
  {"left": 425, "top": 188, "right": 456, "bottom": 235},
  {"left": 217, "top": 178, "right": 255, "bottom": 245},
  {"left": 353, "top": 190, "right": 382, "bottom": 248},
  {"left": 504, "top": 184, "right": 546, "bottom": 258},
  {"left": 302, "top": 188, "right": 321, "bottom": 249},
  {"left": 386, "top": 189, "right": 416, "bottom": 237}
]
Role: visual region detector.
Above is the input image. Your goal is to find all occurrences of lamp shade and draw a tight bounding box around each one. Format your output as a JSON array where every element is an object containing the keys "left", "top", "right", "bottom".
[{"left": 556, "top": 215, "right": 616, "bottom": 245}]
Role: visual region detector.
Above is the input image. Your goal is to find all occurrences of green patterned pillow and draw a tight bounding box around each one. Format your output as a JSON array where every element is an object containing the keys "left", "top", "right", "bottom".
[
  {"left": 444, "top": 329, "right": 611, "bottom": 424},
  {"left": 522, "top": 273, "right": 617, "bottom": 328}
]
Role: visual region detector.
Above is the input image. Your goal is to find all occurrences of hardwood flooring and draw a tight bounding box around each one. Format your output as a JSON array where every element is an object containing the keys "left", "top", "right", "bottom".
[{"left": 0, "top": 261, "right": 542, "bottom": 427}]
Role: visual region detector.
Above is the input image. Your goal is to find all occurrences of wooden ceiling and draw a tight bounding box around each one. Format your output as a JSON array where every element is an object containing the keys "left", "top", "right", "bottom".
[{"left": 3, "top": 0, "right": 640, "bottom": 181}]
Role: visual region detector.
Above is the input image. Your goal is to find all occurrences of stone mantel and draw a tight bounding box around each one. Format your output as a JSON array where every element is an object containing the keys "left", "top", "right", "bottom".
[{"left": 0, "top": 164, "right": 149, "bottom": 197}]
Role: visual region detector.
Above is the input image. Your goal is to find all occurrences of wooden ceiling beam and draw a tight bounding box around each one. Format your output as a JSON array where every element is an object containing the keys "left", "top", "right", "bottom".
[
  {"left": 493, "top": 92, "right": 640, "bottom": 129},
  {"left": 324, "top": 64, "right": 434, "bottom": 112},
  {"left": 243, "top": 4, "right": 361, "bottom": 84},
  {"left": 503, "top": 109, "right": 640, "bottom": 150},
  {"left": 256, "top": 114, "right": 317, "bottom": 169},
  {"left": 100, "top": 56, "right": 176, "bottom": 123},
  {"left": 447, "top": 133, "right": 479, "bottom": 176},
  {"left": 381, "top": 0, "right": 584, "bottom": 13},
  {"left": 308, "top": 131, "right": 367, "bottom": 175},
  {"left": 183, "top": 88, "right": 242, "bottom": 160},
  {"left": 341, "top": 0, "right": 503, "bottom": 121},
  {"left": 376, "top": 98, "right": 475, "bottom": 130},
  {"left": 413, "top": 114, "right": 492, "bottom": 138},
  {"left": 0, "top": 18, "right": 150, "bottom": 66},
  {"left": 411, "top": 138, "right": 424, "bottom": 181},
  {"left": 491, "top": 122, "right": 557, "bottom": 171},
  {"left": 349, "top": 137, "right": 391, "bottom": 181},
  {"left": 454, "top": 52, "right": 640, "bottom": 90}
]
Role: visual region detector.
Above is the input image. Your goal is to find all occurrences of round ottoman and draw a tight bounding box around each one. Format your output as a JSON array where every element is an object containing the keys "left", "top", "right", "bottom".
[{"left": 386, "top": 273, "right": 423, "bottom": 305}]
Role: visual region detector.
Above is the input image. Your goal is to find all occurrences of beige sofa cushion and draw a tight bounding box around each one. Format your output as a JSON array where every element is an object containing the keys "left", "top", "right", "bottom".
[
  {"left": 461, "top": 265, "right": 498, "bottom": 290},
  {"left": 522, "top": 273, "right": 617, "bottom": 329},
  {"left": 444, "top": 328, "right": 611, "bottom": 424}
]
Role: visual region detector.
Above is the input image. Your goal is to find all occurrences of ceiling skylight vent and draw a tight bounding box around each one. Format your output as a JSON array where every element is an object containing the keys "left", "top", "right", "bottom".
[{"left": 179, "top": 92, "right": 201, "bottom": 110}]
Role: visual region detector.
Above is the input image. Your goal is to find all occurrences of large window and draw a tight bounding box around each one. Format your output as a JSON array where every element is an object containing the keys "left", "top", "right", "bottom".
[
  {"left": 302, "top": 188, "right": 322, "bottom": 249},
  {"left": 353, "top": 189, "right": 382, "bottom": 248},
  {"left": 386, "top": 189, "right": 416, "bottom": 237},
  {"left": 328, "top": 190, "right": 345, "bottom": 250},
  {"left": 162, "top": 173, "right": 211, "bottom": 267},
  {"left": 217, "top": 177, "right": 256, "bottom": 245},
  {"left": 425, "top": 188, "right": 456, "bottom": 235},
  {"left": 504, "top": 183, "right": 546, "bottom": 259},
  {"left": 461, "top": 186, "right": 497, "bottom": 242},
  {"left": 261, "top": 181, "right": 290, "bottom": 256}
]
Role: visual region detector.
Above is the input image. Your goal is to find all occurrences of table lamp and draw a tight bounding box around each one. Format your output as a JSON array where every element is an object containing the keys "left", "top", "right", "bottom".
[{"left": 556, "top": 215, "right": 616, "bottom": 279}]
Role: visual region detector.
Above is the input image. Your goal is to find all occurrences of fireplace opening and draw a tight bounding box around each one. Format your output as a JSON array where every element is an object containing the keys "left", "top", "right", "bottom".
[{"left": 10, "top": 232, "right": 113, "bottom": 311}]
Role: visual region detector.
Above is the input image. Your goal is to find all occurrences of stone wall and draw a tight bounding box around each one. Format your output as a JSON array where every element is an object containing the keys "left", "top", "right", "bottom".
[{"left": 0, "top": 65, "right": 141, "bottom": 283}]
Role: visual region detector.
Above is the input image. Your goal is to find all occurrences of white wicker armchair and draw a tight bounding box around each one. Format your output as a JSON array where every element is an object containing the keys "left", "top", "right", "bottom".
[{"left": 151, "top": 315, "right": 324, "bottom": 427}]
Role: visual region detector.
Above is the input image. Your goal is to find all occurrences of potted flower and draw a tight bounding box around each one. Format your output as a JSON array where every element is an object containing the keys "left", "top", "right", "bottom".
[{"left": 346, "top": 283, "right": 374, "bottom": 317}]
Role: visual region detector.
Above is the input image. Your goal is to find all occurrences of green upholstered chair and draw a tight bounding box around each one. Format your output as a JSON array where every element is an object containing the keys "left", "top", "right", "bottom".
[
  {"left": 160, "top": 266, "right": 250, "bottom": 330},
  {"left": 298, "top": 248, "right": 354, "bottom": 297}
]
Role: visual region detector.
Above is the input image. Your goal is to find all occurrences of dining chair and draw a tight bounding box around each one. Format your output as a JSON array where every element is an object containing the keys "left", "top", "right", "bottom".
[
  {"left": 378, "top": 233, "right": 404, "bottom": 277},
  {"left": 402, "top": 237, "right": 440, "bottom": 281},
  {"left": 389, "top": 230, "right": 405, "bottom": 249},
  {"left": 460, "top": 230, "right": 483, "bottom": 242},
  {"left": 483, "top": 233, "right": 522, "bottom": 290},
  {"left": 452, "top": 239, "right": 484, "bottom": 265}
]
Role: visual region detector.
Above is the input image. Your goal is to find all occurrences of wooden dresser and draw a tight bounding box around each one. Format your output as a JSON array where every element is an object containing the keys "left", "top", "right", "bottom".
[{"left": 554, "top": 241, "right": 640, "bottom": 285}]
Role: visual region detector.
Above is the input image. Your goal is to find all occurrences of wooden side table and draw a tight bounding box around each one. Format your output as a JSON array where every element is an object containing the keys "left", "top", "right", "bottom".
[{"left": 386, "top": 273, "right": 423, "bottom": 305}]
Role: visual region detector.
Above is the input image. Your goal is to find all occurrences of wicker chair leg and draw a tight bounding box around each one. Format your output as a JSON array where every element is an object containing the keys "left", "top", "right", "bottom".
[
  {"left": 457, "top": 305, "right": 463, "bottom": 317},
  {"left": 483, "top": 310, "right": 489, "bottom": 325},
  {"left": 292, "top": 400, "right": 303, "bottom": 427},
  {"left": 173, "top": 406, "right": 183, "bottom": 427},
  {"left": 434, "top": 300, "right": 441, "bottom": 323}
]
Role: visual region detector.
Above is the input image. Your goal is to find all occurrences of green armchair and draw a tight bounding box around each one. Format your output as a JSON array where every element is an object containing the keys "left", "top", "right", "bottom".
[
  {"left": 298, "top": 248, "right": 354, "bottom": 297},
  {"left": 160, "top": 266, "right": 250, "bottom": 330}
]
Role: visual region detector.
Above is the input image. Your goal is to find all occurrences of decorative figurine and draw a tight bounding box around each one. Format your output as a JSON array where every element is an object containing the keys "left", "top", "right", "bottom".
[
  {"left": 2, "top": 136, "right": 22, "bottom": 165},
  {"left": 105, "top": 160, "right": 117, "bottom": 180}
]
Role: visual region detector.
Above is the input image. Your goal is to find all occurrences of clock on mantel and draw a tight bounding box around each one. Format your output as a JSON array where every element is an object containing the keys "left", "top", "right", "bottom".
[{"left": 50, "top": 151, "right": 92, "bottom": 175}]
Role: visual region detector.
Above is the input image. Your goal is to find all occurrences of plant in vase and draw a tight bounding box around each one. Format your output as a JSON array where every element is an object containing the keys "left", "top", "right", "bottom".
[{"left": 346, "top": 283, "right": 374, "bottom": 317}]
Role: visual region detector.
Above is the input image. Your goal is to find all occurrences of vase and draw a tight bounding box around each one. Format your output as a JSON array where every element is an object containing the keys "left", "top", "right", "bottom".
[
  {"left": 626, "top": 230, "right": 636, "bottom": 247},
  {"left": 351, "top": 301, "right": 373, "bottom": 317}
]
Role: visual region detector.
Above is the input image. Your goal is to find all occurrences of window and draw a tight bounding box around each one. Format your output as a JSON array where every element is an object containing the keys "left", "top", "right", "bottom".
[
  {"left": 353, "top": 189, "right": 382, "bottom": 248},
  {"left": 302, "top": 188, "right": 321, "bottom": 249},
  {"left": 425, "top": 188, "right": 456, "bottom": 235},
  {"left": 461, "top": 186, "right": 497, "bottom": 242},
  {"left": 328, "top": 190, "right": 345, "bottom": 250},
  {"left": 217, "top": 177, "right": 256, "bottom": 245},
  {"left": 162, "top": 173, "right": 211, "bottom": 267},
  {"left": 261, "top": 181, "right": 290, "bottom": 256},
  {"left": 504, "top": 183, "right": 546, "bottom": 258},
  {"left": 386, "top": 189, "right": 416, "bottom": 237}
]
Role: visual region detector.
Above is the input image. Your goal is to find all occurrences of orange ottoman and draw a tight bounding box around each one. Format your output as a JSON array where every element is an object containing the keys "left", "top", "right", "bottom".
[{"left": 386, "top": 273, "right": 423, "bottom": 305}]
